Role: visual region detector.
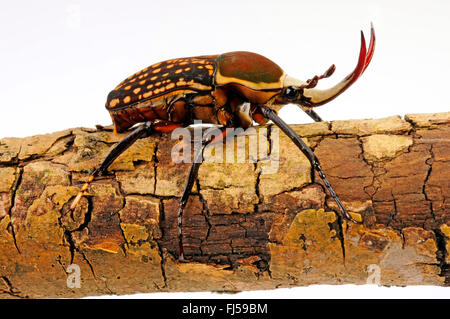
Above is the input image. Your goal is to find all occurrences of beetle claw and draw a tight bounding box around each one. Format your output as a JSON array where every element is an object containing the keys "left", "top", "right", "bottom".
[{"left": 343, "top": 210, "right": 362, "bottom": 224}]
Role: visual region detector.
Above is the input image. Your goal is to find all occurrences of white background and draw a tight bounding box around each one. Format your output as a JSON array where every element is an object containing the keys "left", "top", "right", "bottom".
[{"left": 1, "top": 0, "right": 449, "bottom": 298}]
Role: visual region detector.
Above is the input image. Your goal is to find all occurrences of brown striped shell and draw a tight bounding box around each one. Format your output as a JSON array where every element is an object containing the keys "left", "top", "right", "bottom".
[{"left": 106, "top": 55, "right": 218, "bottom": 110}]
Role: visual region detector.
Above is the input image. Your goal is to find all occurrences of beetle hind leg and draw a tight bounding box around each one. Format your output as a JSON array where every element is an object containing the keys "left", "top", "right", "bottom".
[{"left": 68, "top": 121, "right": 154, "bottom": 213}]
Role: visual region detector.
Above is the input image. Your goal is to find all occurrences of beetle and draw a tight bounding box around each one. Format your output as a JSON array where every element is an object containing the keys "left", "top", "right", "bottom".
[{"left": 69, "top": 25, "right": 375, "bottom": 262}]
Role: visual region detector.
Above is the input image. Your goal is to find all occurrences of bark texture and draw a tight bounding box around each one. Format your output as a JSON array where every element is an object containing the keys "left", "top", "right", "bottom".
[{"left": 0, "top": 112, "right": 449, "bottom": 298}]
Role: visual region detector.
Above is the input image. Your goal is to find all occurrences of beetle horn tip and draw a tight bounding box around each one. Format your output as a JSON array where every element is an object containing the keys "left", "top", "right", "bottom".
[
  {"left": 360, "top": 31, "right": 367, "bottom": 51},
  {"left": 363, "top": 23, "right": 376, "bottom": 72}
]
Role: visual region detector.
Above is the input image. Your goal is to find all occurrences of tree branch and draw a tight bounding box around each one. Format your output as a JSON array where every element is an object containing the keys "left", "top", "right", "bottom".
[{"left": 0, "top": 112, "right": 449, "bottom": 298}]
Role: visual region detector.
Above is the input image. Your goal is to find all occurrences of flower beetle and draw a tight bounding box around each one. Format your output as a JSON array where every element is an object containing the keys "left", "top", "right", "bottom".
[{"left": 70, "top": 25, "right": 375, "bottom": 261}]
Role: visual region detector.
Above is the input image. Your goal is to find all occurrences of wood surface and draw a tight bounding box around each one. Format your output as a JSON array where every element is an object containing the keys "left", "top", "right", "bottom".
[{"left": 0, "top": 112, "right": 449, "bottom": 298}]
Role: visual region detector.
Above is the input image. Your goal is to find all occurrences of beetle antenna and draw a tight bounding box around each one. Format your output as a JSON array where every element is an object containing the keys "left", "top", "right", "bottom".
[{"left": 301, "top": 64, "right": 336, "bottom": 90}]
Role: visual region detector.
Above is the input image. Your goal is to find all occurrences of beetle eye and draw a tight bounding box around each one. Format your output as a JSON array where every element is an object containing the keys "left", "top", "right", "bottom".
[{"left": 285, "top": 86, "right": 299, "bottom": 99}]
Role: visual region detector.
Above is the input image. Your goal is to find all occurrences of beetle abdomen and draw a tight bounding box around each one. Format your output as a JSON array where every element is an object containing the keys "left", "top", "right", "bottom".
[{"left": 106, "top": 55, "right": 218, "bottom": 111}]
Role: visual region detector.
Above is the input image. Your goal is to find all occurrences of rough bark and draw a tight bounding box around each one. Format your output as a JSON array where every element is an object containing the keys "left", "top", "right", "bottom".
[{"left": 0, "top": 112, "right": 449, "bottom": 298}]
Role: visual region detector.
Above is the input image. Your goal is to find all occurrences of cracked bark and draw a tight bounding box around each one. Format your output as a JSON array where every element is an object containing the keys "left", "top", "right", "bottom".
[{"left": 0, "top": 112, "right": 449, "bottom": 298}]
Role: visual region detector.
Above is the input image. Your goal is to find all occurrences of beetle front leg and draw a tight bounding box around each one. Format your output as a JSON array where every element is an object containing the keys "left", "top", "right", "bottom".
[{"left": 260, "top": 105, "right": 359, "bottom": 223}]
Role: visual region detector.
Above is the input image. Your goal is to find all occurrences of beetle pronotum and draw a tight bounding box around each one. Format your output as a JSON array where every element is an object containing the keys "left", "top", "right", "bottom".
[{"left": 69, "top": 25, "right": 375, "bottom": 261}]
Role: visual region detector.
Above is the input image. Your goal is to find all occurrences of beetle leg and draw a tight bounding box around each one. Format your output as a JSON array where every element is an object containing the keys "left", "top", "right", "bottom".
[
  {"left": 68, "top": 121, "right": 153, "bottom": 213},
  {"left": 68, "top": 121, "right": 183, "bottom": 213},
  {"left": 297, "top": 65, "right": 335, "bottom": 122},
  {"left": 177, "top": 127, "right": 228, "bottom": 262},
  {"left": 260, "top": 105, "right": 359, "bottom": 224},
  {"left": 301, "top": 108, "right": 323, "bottom": 122}
]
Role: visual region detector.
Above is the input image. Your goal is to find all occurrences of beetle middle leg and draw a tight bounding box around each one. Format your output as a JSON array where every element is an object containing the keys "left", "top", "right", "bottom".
[{"left": 176, "top": 127, "right": 228, "bottom": 262}]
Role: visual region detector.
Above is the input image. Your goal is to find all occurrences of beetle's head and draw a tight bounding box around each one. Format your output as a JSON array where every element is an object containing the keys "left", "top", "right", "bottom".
[{"left": 275, "top": 25, "right": 375, "bottom": 111}]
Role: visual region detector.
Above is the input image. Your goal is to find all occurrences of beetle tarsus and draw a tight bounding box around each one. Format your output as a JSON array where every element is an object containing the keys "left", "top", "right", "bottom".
[
  {"left": 315, "top": 163, "right": 360, "bottom": 224},
  {"left": 177, "top": 200, "right": 188, "bottom": 262}
]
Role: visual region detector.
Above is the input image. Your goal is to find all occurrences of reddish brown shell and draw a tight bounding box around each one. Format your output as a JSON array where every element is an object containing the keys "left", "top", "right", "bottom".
[{"left": 106, "top": 55, "right": 218, "bottom": 110}]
